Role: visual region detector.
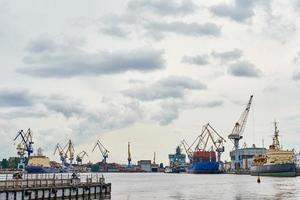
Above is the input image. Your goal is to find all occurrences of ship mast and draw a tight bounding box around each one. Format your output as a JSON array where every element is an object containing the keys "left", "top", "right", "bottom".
[{"left": 272, "top": 121, "right": 280, "bottom": 150}]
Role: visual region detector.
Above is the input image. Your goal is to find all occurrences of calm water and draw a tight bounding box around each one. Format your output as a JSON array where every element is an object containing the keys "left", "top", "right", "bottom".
[{"left": 103, "top": 173, "right": 300, "bottom": 200}]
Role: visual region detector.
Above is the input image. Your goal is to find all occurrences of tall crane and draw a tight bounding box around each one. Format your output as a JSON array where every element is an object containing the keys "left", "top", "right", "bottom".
[
  {"left": 228, "top": 95, "right": 253, "bottom": 170},
  {"left": 76, "top": 151, "right": 88, "bottom": 165},
  {"left": 181, "top": 139, "right": 193, "bottom": 161},
  {"left": 127, "top": 142, "right": 131, "bottom": 168},
  {"left": 64, "top": 140, "right": 75, "bottom": 165},
  {"left": 54, "top": 143, "right": 67, "bottom": 166},
  {"left": 92, "top": 140, "right": 109, "bottom": 164},
  {"left": 200, "top": 123, "right": 226, "bottom": 163},
  {"left": 182, "top": 123, "right": 226, "bottom": 163},
  {"left": 14, "top": 128, "right": 34, "bottom": 169}
]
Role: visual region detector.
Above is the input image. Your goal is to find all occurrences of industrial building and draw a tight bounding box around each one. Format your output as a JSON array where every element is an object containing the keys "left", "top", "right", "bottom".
[
  {"left": 230, "top": 145, "right": 266, "bottom": 170},
  {"left": 138, "top": 160, "right": 152, "bottom": 172}
]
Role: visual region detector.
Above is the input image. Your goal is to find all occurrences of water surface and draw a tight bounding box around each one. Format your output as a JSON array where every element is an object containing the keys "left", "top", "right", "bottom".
[{"left": 104, "top": 173, "right": 300, "bottom": 200}]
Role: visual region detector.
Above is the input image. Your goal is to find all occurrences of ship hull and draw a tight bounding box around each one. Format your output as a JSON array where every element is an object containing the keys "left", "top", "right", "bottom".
[
  {"left": 25, "top": 166, "right": 60, "bottom": 174},
  {"left": 187, "top": 161, "right": 219, "bottom": 174},
  {"left": 250, "top": 163, "right": 296, "bottom": 177}
]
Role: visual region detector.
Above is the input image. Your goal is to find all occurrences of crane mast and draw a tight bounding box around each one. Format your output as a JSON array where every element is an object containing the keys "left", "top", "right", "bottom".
[
  {"left": 14, "top": 128, "right": 34, "bottom": 169},
  {"left": 54, "top": 143, "right": 66, "bottom": 167},
  {"left": 228, "top": 95, "right": 253, "bottom": 170},
  {"left": 127, "top": 142, "right": 131, "bottom": 168},
  {"left": 64, "top": 140, "right": 75, "bottom": 165}
]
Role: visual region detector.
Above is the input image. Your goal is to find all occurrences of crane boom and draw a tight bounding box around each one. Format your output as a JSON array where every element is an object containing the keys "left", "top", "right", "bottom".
[
  {"left": 229, "top": 95, "right": 253, "bottom": 138},
  {"left": 92, "top": 140, "right": 109, "bottom": 164},
  {"left": 228, "top": 95, "right": 253, "bottom": 170}
]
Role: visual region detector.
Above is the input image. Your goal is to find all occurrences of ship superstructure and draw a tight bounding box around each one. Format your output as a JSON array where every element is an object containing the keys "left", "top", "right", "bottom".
[{"left": 250, "top": 122, "right": 296, "bottom": 177}]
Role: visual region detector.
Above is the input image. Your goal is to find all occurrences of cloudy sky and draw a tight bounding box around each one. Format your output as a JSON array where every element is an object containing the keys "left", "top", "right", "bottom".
[{"left": 1, "top": 0, "right": 300, "bottom": 164}]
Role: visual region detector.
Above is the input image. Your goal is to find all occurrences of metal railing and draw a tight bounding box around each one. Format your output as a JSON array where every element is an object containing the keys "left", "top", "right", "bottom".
[{"left": 0, "top": 173, "right": 105, "bottom": 189}]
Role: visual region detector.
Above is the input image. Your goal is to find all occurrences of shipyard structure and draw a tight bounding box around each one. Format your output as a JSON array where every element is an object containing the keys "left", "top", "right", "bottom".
[
  {"left": 250, "top": 122, "right": 297, "bottom": 177},
  {"left": 229, "top": 145, "right": 266, "bottom": 170}
]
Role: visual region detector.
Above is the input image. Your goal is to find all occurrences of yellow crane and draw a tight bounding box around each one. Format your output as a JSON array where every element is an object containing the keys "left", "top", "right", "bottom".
[
  {"left": 64, "top": 140, "right": 75, "bottom": 165},
  {"left": 76, "top": 151, "right": 88, "bottom": 165},
  {"left": 128, "top": 142, "right": 131, "bottom": 168}
]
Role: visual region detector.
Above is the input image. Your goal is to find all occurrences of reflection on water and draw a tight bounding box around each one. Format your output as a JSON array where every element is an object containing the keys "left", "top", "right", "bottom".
[{"left": 102, "top": 173, "right": 300, "bottom": 200}]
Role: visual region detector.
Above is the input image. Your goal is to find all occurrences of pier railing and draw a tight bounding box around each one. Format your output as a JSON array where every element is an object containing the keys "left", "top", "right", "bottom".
[{"left": 0, "top": 173, "right": 105, "bottom": 189}]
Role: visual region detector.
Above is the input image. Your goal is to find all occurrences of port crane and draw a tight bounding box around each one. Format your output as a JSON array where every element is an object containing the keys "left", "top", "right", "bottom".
[
  {"left": 182, "top": 123, "right": 226, "bottom": 163},
  {"left": 14, "top": 128, "right": 34, "bottom": 169},
  {"left": 54, "top": 143, "right": 67, "bottom": 166},
  {"left": 127, "top": 142, "right": 131, "bottom": 168},
  {"left": 76, "top": 151, "right": 88, "bottom": 165},
  {"left": 228, "top": 95, "right": 253, "bottom": 170},
  {"left": 64, "top": 140, "right": 75, "bottom": 165},
  {"left": 92, "top": 140, "right": 109, "bottom": 164},
  {"left": 181, "top": 139, "right": 193, "bottom": 160}
]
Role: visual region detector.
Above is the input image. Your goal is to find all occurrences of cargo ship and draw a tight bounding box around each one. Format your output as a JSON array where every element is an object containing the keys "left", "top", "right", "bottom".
[
  {"left": 187, "top": 150, "right": 219, "bottom": 174},
  {"left": 250, "top": 122, "right": 296, "bottom": 177},
  {"left": 167, "top": 146, "right": 187, "bottom": 173},
  {"left": 25, "top": 148, "right": 60, "bottom": 173},
  {"left": 296, "top": 152, "right": 300, "bottom": 176}
]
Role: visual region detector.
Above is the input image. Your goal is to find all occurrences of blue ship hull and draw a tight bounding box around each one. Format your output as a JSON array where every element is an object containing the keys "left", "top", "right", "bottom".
[
  {"left": 25, "top": 166, "right": 60, "bottom": 173},
  {"left": 187, "top": 161, "right": 219, "bottom": 174}
]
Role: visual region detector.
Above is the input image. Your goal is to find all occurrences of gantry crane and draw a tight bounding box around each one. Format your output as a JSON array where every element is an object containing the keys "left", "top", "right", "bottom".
[
  {"left": 127, "top": 142, "right": 131, "bottom": 168},
  {"left": 76, "top": 151, "right": 88, "bottom": 165},
  {"left": 228, "top": 95, "right": 253, "bottom": 170},
  {"left": 14, "top": 128, "right": 34, "bottom": 169},
  {"left": 182, "top": 123, "right": 226, "bottom": 163},
  {"left": 92, "top": 140, "right": 109, "bottom": 164},
  {"left": 64, "top": 140, "right": 75, "bottom": 165},
  {"left": 54, "top": 143, "right": 67, "bottom": 166},
  {"left": 181, "top": 139, "right": 193, "bottom": 161}
]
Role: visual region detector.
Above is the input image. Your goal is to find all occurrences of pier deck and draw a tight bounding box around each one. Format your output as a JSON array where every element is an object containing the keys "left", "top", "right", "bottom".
[{"left": 0, "top": 173, "right": 111, "bottom": 200}]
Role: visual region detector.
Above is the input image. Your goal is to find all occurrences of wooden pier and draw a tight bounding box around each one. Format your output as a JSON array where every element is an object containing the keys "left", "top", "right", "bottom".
[{"left": 0, "top": 173, "right": 111, "bottom": 200}]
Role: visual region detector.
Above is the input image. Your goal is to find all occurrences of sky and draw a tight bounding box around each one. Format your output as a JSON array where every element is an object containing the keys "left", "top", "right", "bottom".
[{"left": 0, "top": 0, "right": 300, "bottom": 165}]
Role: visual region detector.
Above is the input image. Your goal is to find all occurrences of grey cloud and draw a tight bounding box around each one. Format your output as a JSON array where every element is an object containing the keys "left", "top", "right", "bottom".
[
  {"left": 182, "top": 49, "right": 243, "bottom": 66},
  {"left": 0, "top": 90, "right": 36, "bottom": 107},
  {"left": 293, "top": 72, "right": 300, "bottom": 81},
  {"left": 182, "top": 55, "right": 209, "bottom": 66},
  {"left": 124, "top": 76, "right": 207, "bottom": 101},
  {"left": 44, "top": 97, "right": 83, "bottom": 118},
  {"left": 0, "top": 110, "right": 47, "bottom": 119},
  {"left": 152, "top": 99, "right": 223, "bottom": 125},
  {"left": 127, "top": 0, "right": 198, "bottom": 16},
  {"left": 19, "top": 38, "right": 166, "bottom": 78},
  {"left": 145, "top": 21, "right": 221, "bottom": 37},
  {"left": 98, "top": 13, "right": 221, "bottom": 40},
  {"left": 211, "top": 49, "right": 243, "bottom": 61},
  {"left": 210, "top": 0, "right": 256, "bottom": 22},
  {"left": 99, "top": 25, "right": 130, "bottom": 38},
  {"left": 228, "top": 61, "right": 262, "bottom": 77},
  {"left": 25, "top": 37, "right": 57, "bottom": 53}
]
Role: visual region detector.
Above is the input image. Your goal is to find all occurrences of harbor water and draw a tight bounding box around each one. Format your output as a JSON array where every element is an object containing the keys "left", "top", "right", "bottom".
[{"left": 104, "top": 173, "right": 300, "bottom": 200}]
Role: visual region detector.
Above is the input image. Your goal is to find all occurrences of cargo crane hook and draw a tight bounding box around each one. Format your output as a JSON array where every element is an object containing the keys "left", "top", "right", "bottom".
[{"left": 228, "top": 95, "right": 253, "bottom": 170}]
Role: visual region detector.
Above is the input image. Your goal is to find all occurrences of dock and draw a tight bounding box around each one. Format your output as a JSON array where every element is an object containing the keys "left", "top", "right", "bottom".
[{"left": 0, "top": 173, "right": 111, "bottom": 200}]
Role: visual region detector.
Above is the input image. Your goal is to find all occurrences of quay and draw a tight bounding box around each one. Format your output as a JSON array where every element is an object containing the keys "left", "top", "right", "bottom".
[{"left": 0, "top": 173, "right": 111, "bottom": 200}]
